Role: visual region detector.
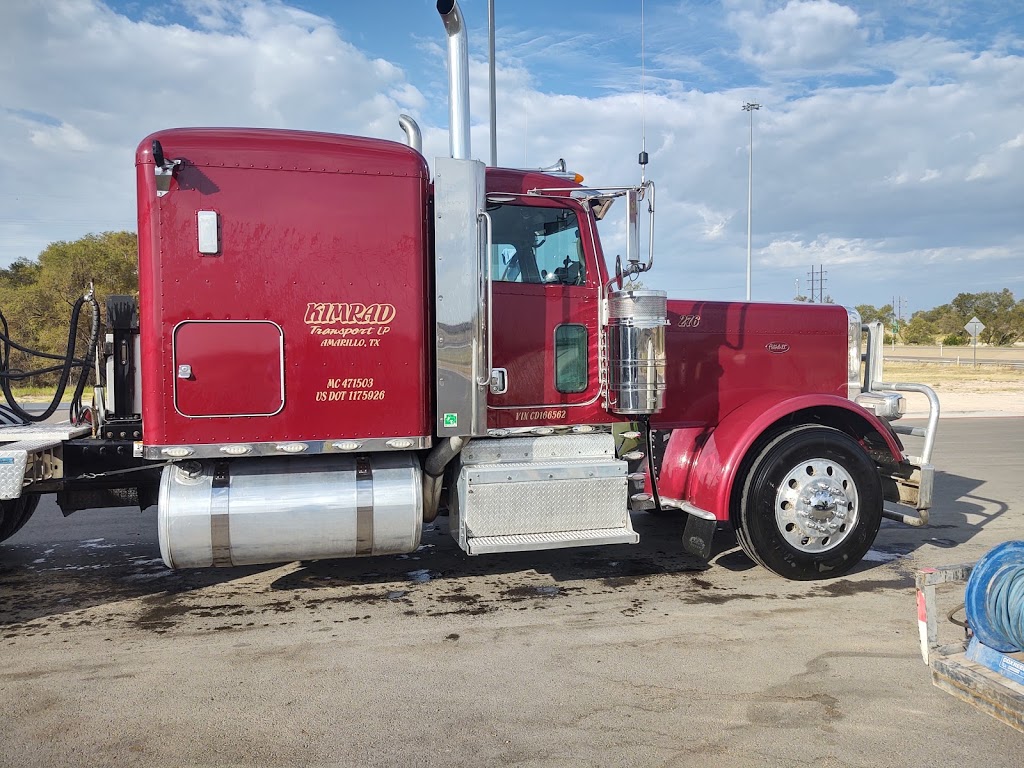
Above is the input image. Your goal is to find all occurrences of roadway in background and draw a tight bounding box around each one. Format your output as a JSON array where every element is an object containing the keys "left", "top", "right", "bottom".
[
  {"left": 1, "top": 419, "right": 1023, "bottom": 766},
  {"left": 887, "top": 344, "right": 1024, "bottom": 367}
]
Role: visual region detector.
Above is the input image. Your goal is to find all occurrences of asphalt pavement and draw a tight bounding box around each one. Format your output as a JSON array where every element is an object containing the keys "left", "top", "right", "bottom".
[{"left": 1, "top": 418, "right": 1023, "bottom": 766}]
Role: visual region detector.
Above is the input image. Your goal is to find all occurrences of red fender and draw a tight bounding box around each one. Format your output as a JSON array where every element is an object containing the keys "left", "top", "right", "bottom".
[{"left": 654, "top": 393, "right": 904, "bottom": 521}]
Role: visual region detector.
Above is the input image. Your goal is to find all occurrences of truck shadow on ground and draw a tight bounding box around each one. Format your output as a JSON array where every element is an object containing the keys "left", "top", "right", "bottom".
[{"left": 271, "top": 511, "right": 709, "bottom": 592}]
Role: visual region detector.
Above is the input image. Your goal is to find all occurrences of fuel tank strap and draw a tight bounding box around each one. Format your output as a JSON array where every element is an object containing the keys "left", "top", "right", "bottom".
[
  {"left": 355, "top": 456, "right": 374, "bottom": 555},
  {"left": 210, "top": 460, "right": 232, "bottom": 567}
]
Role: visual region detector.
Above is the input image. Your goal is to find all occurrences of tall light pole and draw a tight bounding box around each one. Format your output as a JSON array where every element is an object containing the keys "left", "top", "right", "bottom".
[{"left": 742, "top": 102, "right": 760, "bottom": 301}]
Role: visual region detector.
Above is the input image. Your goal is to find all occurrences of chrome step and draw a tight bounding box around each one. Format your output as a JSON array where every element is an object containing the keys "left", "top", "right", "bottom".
[{"left": 467, "top": 527, "right": 639, "bottom": 555}]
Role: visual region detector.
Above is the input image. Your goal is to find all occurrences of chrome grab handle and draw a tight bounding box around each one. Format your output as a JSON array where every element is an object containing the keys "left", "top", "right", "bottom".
[
  {"left": 861, "top": 320, "right": 940, "bottom": 464},
  {"left": 643, "top": 181, "right": 655, "bottom": 273},
  {"left": 476, "top": 210, "right": 494, "bottom": 387},
  {"left": 874, "top": 381, "right": 940, "bottom": 465}
]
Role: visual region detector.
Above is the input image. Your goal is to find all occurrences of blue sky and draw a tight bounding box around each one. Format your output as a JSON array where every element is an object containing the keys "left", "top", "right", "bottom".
[{"left": 2, "top": 0, "right": 1023, "bottom": 312}]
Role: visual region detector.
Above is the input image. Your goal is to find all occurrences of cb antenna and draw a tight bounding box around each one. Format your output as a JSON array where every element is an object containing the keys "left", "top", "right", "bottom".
[{"left": 638, "top": 0, "right": 648, "bottom": 183}]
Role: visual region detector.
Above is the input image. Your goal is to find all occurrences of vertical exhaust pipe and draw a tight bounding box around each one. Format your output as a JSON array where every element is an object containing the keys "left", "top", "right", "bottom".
[{"left": 437, "top": 0, "right": 471, "bottom": 160}]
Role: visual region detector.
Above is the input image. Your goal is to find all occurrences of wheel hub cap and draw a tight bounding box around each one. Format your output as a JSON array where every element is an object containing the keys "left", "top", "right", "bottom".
[{"left": 775, "top": 458, "right": 859, "bottom": 553}]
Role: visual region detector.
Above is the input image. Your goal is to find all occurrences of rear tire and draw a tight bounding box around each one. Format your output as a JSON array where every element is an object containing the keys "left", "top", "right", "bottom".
[
  {"left": 0, "top": 494, "right": 41, "bottom": 543},
  {"left": 736, "top": 426, "right": 882, "bottom": 580}
]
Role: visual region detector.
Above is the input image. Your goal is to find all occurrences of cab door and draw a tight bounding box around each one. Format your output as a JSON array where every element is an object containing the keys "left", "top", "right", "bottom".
[{"left": 486, "top": 198, "right": 603, "bottom": 427}]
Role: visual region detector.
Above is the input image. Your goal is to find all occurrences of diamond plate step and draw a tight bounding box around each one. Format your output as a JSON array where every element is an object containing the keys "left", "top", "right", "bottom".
[
  {"left": 0, "top": 422, "right": 89, "bottom": 443},
  {"left": 466, "top": 527, "right": 639, "bottom": 555},
  {"left": 0, "top": 422, "right": 88, "bottom": 499}
]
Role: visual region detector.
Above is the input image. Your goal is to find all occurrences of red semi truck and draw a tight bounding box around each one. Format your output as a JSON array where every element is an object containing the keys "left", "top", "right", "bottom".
[{"left": 0, "top": 1, "right": 938, "bottom": 580}]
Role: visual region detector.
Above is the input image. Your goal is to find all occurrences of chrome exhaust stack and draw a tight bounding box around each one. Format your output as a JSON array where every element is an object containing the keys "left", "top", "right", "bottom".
[
  {"left": 433, "top": 0, "right": 488, "bottom": 440},
  {"left": 398, "top": 114, "right": 422, "bottom": 154},
  {"left": 437, "top": 0, "right": 471, "bottom": 160}
]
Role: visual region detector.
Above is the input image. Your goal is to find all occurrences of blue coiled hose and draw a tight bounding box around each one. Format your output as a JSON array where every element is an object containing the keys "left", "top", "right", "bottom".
[{"left": 965, "top": 541, "right": 1024, "bottom": 653}]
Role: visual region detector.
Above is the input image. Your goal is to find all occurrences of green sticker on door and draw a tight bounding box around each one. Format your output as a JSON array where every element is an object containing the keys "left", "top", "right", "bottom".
[{"left": 443, "top": 413, "right": 458, "bottom": 428}]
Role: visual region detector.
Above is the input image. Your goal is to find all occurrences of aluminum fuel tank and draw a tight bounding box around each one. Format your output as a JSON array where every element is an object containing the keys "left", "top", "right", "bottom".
[{"left": 158, "top": 453, "right": 423, "bottom": 568}]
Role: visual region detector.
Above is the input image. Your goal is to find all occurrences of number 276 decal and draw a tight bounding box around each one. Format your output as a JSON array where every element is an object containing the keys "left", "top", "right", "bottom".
[{"left": 677, "top": 314, "right": 701, "bottom": 328}]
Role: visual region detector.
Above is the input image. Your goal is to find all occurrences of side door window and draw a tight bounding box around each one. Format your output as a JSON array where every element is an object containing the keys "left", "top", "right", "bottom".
[{"left": 489, "top": 205, "right": 586, "bottom": 286}]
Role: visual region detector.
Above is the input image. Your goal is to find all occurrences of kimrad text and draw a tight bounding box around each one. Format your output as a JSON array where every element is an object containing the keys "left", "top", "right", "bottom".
[
  {"left": 304, "top": 302, "right": 396, "bottom": 325},
  {"left": 304, "top": 302, "right": 396, "bottom": 348}
]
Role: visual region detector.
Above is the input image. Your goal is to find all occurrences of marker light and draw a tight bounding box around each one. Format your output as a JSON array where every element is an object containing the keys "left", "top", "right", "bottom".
[{"left": 332, "top": 441, "right": 362, "bottom": 451}]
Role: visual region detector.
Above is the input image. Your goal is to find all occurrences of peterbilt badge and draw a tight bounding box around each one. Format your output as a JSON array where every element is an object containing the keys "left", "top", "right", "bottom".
[{"left": 765, "top": 342, "right": 790, "bottom": 353}]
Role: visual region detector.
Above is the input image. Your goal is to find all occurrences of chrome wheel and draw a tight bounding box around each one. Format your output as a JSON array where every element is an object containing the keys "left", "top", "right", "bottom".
[
  {"left": 736, "top": 425, "right": 883, "bottom": 580},
  {"left": 775, "top": 458, "right": 859, "bottom": 553}
]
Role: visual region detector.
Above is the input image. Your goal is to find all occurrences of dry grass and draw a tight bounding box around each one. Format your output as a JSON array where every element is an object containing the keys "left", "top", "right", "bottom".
[
  {"left": 6, "top": 386, "right": 77, "bottom": 404},
  {"left": 881, "top": 361, "right": 1024, "bottom": 393}
]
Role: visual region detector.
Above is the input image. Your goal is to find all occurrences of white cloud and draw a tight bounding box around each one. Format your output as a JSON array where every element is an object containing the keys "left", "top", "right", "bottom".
[
  {"left": 27, "top": 121, "right": 92, "bottom": 152},
  {"left": 760, "top": 235, "right": 883, "bottom": 269},
  {"left": 0, "top": 0, "right": 427, "bottom": 265},
  {"left": 0, "top": 0, "right": 1022, "bottom": 309},
  {"left": 727, "top": 0, "right": 868, "bottom": 72}
]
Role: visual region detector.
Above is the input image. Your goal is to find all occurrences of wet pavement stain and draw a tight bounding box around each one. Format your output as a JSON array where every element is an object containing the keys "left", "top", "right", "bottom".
[{"left": 0, "top": 516, "right": 922, "bottom": 640}]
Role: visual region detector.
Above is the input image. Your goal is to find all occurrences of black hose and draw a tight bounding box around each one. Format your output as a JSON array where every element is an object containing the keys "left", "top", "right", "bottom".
[
  {"left": 641, "top": 415, "right": 663, "bottom": 511},
  {"left": 0, "top": 292, "right": 100, "bottom": 423}
]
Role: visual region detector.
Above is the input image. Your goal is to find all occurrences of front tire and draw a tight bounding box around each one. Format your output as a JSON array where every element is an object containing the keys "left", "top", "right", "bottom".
[{"left": 736, "top": 426, "right": 882, "bottom": 580}]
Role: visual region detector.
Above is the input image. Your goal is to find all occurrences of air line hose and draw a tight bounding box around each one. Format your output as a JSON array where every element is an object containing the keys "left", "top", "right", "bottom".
[
  {"left": 0, "top": 289, "right": 101, "bottom": 424},
  {"left": 964, "top": 540, "right": 1024, "bottom": 653}
]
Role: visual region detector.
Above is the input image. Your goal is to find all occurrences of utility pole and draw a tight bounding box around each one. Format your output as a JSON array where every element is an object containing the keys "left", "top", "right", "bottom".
[
  {"left": 891, "top": 295, "right": 907, "bottom": 336},
  {"left": 742, "top": 102, "right": 760, "bottom": 302},
  {"left": 806, "top": 265, "right": 828, "bottom": 303}
]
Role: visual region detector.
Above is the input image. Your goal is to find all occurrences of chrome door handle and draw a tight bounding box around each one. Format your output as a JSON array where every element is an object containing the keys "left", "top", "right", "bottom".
[{"left": 489, "top": 367, "right": 508, "bottom": 395}]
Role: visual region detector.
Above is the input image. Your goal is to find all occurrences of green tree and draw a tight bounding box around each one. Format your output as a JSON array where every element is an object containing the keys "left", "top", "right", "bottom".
[
  {"left": 855, "top": 304, "right": 894, "bottom": 326},
  {"left": 902, "top": 313, "right": 935, "bottom": 345},
  {"left": 0, "top": 231, "right": 138, "bottom": 387},
  {"left": 0, "top": 258, "right": 41, "bottom": 288},
  {"left": 919, "top": 303, "right": 965, "bottom": 339},
  {"left": 949, "top": 289, "right": 1020, "bottom": 346}
]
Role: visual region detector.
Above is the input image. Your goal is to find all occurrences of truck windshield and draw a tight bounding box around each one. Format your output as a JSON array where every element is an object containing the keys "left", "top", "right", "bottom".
[{"left": 487, "top": 203, "right": 585, "bottom": 286}]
